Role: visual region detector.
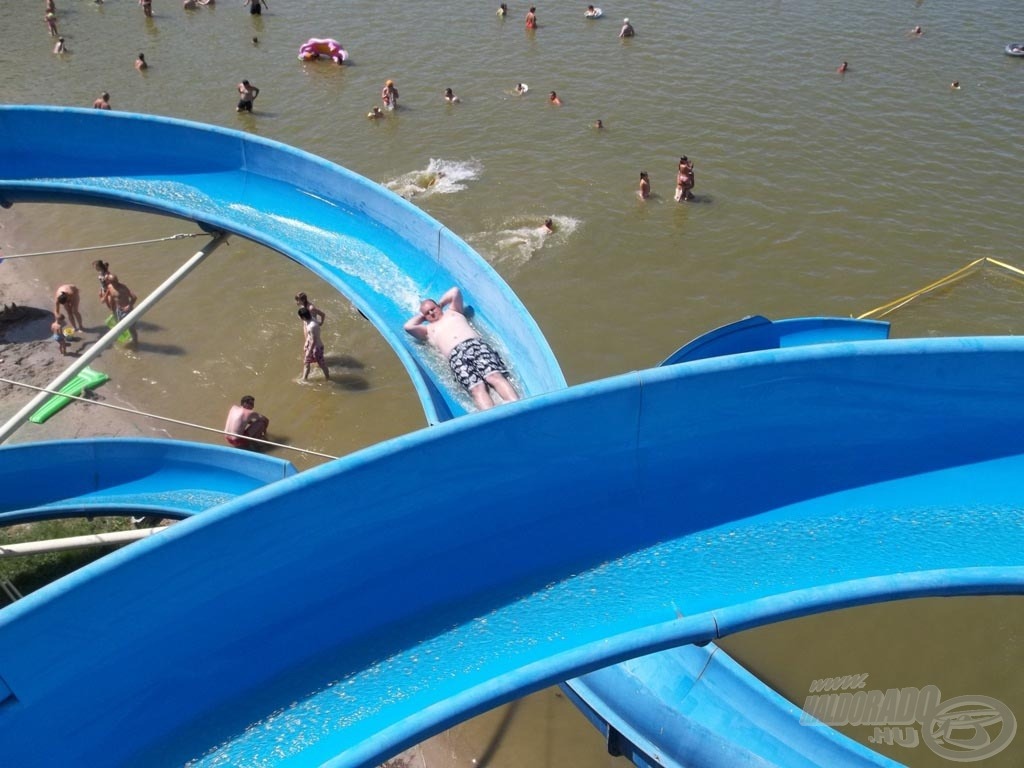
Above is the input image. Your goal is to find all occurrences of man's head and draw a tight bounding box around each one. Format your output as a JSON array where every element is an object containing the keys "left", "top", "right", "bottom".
[
  {"left": 57, "top": 292, "right": 69, "bottom": 305},
  {"left": 240, "top": 395, "right": 255, "bottom": 408},
  {"left": 420, "top": 300, "right": 442, "bottom": 321}
]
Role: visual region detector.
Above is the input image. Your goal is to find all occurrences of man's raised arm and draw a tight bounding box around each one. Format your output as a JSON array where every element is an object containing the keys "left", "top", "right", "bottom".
[{"left": 438, "top": 286, "right": 463, "bottom": 313}]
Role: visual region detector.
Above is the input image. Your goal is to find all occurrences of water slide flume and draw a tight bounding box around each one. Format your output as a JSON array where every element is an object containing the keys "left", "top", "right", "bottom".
[
  {"left": 1, "top": 337, "right": 1024, "bottom": 766},
  {"left": 0, "top": 106, "right": 565, "bottom": 425}
]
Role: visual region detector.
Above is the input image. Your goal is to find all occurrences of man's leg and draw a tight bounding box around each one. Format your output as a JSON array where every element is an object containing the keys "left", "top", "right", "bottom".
[
  {"left": 485, "top": 372, "right": 519, "bottom": 403},
  {"left": 468, "top": 382, "right": 495, "bottom": 411}
]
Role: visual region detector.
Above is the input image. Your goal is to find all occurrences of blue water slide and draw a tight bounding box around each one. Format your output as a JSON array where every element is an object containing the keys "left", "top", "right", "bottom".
[
  {"left": 0, "top": 106, "right": 566, "bottom": 424},
  {"left": 1, "top": 337, "right": 1023, "bottom": 767},
  {"left": 563, "top": 645, "right": 897, "bottom": 768},
  {"left": 0, "top": 439, "right": 295, "bottom": 525},
  {"left": 661, "top": 315, "right": 891, "bottom": 366}
]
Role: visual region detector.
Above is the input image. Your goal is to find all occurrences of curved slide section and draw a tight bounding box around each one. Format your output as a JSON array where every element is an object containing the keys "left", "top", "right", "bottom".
[
  {"left": 0, "top": 106, "right": 566, "bottom": 424},
  {"left": 0, "top": 438, "right": 296, "bottom": 525},
  {"left": 564, "top": 646, "right": 899, "bottom": 768},
  {"left": 2, "top": 338, "right": 1024, "bottom": 766}
]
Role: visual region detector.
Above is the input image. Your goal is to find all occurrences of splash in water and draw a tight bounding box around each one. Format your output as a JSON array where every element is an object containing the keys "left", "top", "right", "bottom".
[
  {"left": 469, "top": 215, "right": 580, "bottom": 267},
  {"left": 385, "top": 158, "right": 482, "bottom": 200}
]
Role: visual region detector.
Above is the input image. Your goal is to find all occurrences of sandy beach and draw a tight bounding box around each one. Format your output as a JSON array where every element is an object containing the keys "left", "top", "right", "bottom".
[{"left": 0, "top": 253, "right": 157, "bottom": 445}]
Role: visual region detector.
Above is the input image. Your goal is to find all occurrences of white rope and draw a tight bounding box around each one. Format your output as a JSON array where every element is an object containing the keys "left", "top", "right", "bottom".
[
  {"left": 0, "top": 232, "right": 208, "bottom": 261},
  {"left": 0, "top": 376, "right": 339, "bottom": 461}
]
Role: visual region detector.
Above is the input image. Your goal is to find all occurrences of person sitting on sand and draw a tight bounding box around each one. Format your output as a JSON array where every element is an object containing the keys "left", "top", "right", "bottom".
[
  {"left": 54, "top": 284, "right": 83, "bottom": 332},
  {"left": 224, "top": 394, "right": 270, "bottom": 448}
]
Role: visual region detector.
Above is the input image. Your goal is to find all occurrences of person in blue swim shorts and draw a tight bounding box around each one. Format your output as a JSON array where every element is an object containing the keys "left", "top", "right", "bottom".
[{"left": 404, "top": 286, "right": 520, "bottom": 411}]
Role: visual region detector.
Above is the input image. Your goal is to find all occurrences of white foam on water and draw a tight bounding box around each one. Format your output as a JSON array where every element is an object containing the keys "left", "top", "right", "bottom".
[{"left": 384, "top": 158, "right": 482, "bottom": 201}]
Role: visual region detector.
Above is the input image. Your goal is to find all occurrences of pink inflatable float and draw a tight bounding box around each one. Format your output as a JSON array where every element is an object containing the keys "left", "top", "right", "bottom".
[{"left": 298, "top": 38, "right": 347, "bottom": 64}]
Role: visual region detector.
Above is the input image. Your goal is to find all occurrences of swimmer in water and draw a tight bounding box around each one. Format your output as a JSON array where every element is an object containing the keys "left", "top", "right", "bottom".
[
  {"left": 950, "top": 81, "right": 961, "bottom": 89},
  {"left": 548, "top": 90, "right": 562, "bottom": 105},
  {"left": 135, "top": 52, "right": 148, "bottom": 71},
  {"left": 619, "top": 18, "right": 635, "bottom": 38},
  {"left": 594, "top": 119, "right": 604, "bottom": 129},
  {"left": 515, "top": 82, "right": 528, "bottom": 95},
  {"left": 585, "top": 5, "right": 599, "bottom": 18},
  {"left": 905, "top": 25, "right": 923, "bottom": 38},
  {"left": 638, "top": 171, "right": 650, "bottom": 200},
  {"left": 837, "top": 61, "right": 848, "bottom": 73},
  {"left": 367, "top": 106, "right": 384, "bottom": 119},
  {"left": 497, "top": 2, "right": 507, "bottom": 16},
  {"left": 542, "top": 218, "right": 555, "bottom": 233},
  {"left": 444, "top": 87, "right": 460, "bottom": 104},
  {"left": 525, "top": 6, "right": 537, "bottom": 29},
  {"left": 53, "top": 36, "right": 67, "bottom": 54}
]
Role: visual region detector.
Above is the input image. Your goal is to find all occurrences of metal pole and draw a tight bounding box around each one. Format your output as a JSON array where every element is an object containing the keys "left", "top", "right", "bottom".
[
  {"left": 0, "top": 526, "right": 169, "bottom": 558},
  {"left": 0, "top": 231, "right": 229, "bottom": 444}
]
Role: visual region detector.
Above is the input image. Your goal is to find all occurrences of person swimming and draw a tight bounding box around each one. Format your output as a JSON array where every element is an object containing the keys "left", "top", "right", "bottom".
[{"left": 515, "top": 82, "right": 528, "bottom": 95}]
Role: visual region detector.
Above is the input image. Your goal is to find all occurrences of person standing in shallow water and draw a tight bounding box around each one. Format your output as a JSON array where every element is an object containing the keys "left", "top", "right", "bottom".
[
  {"left": 638, "top": 171, "right": 651, "bottom": 200},
  {"left": 298, "top": 307, "right": 330, "bottom": 381},
  {"left": 92, "top": 92, "right": 111, "bottom": 109},
  {"left": 525, "top": 6, "right": 537, "bottom": 29},
  {"left": 381, "top": 79, "right": 399, "bottom": 110},
  {"left": 237, "top": 79, "right": 259, "bottom": 112}
]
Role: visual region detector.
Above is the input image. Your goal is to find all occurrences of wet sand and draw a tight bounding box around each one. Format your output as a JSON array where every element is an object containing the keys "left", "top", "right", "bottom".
[{"left": 0, "top": 254, "right": 156, "bottom": 445}]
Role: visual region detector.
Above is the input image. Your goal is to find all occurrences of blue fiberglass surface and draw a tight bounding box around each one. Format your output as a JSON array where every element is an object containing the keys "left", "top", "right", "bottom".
[
  {"left": 564, "top": 646, "right": 898, "bottom": 768},
  {"left": 0, "top": 106, "right": 566, "bottom": 424},
  {"left": 0, "top": 337, "right": 1023, "bottom": 767},
  {"left": 0, "top": 439, "right": 296, "bottom": 523},
  {"left": 661, "top": 315, "right": 891, "bottom": 365}
]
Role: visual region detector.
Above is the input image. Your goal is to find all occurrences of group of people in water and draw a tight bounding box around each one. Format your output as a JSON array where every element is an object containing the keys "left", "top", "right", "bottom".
[{"left": 638, "top": 156, "right": 695, "bottom": 202}]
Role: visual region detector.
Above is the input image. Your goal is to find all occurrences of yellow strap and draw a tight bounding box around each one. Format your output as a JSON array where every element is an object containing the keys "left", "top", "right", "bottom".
[{"left": 858, "top": 257, "right": 1024, "bottom": 320}]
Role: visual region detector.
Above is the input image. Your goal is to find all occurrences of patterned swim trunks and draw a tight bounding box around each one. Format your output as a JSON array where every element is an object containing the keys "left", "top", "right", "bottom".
[
  {"left": 448, "top": 337, "right": 508, "bottom": 391},
  {"left": 304, "top": 343, "right": 324, "bottom": 365}
]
